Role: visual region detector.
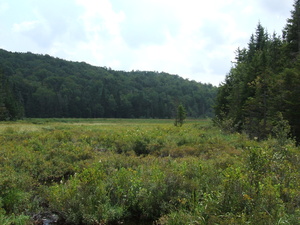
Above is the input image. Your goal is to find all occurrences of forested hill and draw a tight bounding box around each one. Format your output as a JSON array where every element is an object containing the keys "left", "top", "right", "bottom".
[{"left": 0, "top": 49, "right": 217, "bottom": 120}]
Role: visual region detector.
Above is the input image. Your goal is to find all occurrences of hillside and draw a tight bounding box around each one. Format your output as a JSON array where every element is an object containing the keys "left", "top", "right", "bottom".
[{"left": 0, "top": 49, "right": 217, "bottom": 120}]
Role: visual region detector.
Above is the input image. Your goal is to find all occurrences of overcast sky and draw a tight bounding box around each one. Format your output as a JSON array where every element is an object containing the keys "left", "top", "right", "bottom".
[{"left": 0, "top": 0, "right": 294, "bottom": 86}]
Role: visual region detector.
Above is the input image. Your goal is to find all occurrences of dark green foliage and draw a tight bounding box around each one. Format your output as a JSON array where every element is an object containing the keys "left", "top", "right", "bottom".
[
  {"left": 174, "top": 104, "right": 187, "bottom": 127},
  {"left": 283, "top": 0, "right": 300, "bottom": 55},
  {"left": 0, "top": 72, "right": 23, "bottom": 121},
  {"left": 214, "top": 2, "right": 300, "bottom": 142},
  {"left": 0, "top": 49, "right": 217, "bottom": 120}
]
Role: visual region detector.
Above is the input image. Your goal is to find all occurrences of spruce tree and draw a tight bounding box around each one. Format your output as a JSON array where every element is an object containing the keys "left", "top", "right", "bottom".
[
  {"left": 0, "top": 76, "right": 9, "bottom": 120},
  {"left": 174, "top": 104, "right": 187, "bottom": 127},
  {"left": 283, "top": 0, "right": 300, "bottom": 55}
]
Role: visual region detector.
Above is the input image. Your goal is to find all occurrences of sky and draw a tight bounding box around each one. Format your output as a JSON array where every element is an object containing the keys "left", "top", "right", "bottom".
[{"left": 0, "top": 0, "right": 295, "bottom": 86}]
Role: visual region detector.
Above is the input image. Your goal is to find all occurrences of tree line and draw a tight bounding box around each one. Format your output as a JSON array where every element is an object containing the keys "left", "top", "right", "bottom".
[
  {"left": 214, "top": 0, "right": 300, "bottom": 142},
  {"left": 0, "top": 49, "right": 217, "bottom": 120}
]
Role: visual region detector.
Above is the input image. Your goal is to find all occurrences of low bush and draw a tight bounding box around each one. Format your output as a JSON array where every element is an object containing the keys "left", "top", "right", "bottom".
[{"left": 0, "top": 119, "right": 299, "bottom": 224}]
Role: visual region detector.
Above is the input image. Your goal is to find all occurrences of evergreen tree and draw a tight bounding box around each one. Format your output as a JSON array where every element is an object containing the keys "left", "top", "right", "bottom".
[
  {"left": 215, "top": 1, "right": 300, "bottom": 142},
  {"left": 174, "top": 104, "right": 187, "bottom": 127},
  {"left": 283, "top": 0, "right": 300, "bottom": 55},
  {"left": 0, "top": 73, "right": 9, "bottom": 120},
  {"left": 0, "top": 72, "right": 23, "bottom": 120}
]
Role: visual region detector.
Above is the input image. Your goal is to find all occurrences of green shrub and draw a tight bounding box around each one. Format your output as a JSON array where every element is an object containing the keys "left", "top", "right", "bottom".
[
  {"left": 47, "top": 166, "right": 120, "bottom": 224},
  {"left": 0, "top": 213, "right": 31, "bottom": 225},
  {"left": 0, "top": 119, "right": 299, "bottom": 224}
]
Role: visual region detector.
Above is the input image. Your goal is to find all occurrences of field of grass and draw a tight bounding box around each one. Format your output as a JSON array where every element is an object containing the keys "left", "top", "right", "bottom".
[{"left": 0, "top": 119, "right": 299, "bottom": 224}]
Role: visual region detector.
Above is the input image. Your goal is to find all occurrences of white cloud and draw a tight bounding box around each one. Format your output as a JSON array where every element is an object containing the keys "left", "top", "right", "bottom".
[
  {"left": 12, "top": 20, "right": 40, "bottom": 32},
  {"left": 77, "top": 0, "right": 124, "bottom": 36},
  {"left": 0, "top": 0, "right": 295, "bottom": 85},
  {"left": 0, "top": 2, "right": 8, "bottom": 13},
  {"left": 259, "top": 0, "right": 293, "bottom": 16}
]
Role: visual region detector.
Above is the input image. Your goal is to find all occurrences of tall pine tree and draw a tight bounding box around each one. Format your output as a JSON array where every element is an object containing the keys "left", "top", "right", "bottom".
[
  {"left": 215, "top": 1, "right": 300, "bottom": 142},
  {"left": 283, "top": 0, "right": 300, "bottom": 55}
]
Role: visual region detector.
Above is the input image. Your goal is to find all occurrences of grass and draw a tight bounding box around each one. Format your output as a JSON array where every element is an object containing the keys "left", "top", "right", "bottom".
[{"left": 0, "top": 118, "right": 299, "bottom": 224}]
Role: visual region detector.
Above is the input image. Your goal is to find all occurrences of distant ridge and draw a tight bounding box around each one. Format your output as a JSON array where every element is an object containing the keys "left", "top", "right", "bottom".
[{"left": 0, "top": 49, "right": 217, "bottom": 120}]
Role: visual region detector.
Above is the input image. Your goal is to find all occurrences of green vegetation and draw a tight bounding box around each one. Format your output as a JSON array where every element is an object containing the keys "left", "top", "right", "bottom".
[
  {"left": 174, "top": 104, "right": 187, "bottom": 127},
  {"left": 215, "top": 1, "right": 300, "bottom": 142},
  {"left": 0, "top": 118, "right": 299, "bottom": 224},
  {"left": 0, "top": 49, "right": 216, "bottom": 120}
]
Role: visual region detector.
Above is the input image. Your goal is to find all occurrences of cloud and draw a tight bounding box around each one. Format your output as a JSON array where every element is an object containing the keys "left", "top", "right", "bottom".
[
  {"left": 0, "top": 0, "right": 295, "bottom": 85},
  {"left": 0, "top": 2, "right": 8, "bottom": 13},
  {"left": 259, "top": 0, "right": 294, "bottom": 16},
  {"left": 76, "top": 0, "right": 123, "bottom": 38},
  {"left": 12, "top": 19, "right": 53, "bottom": 48},
  {"left": 9, "top": 0, "right": 86, "bottom": 50},
  {"left": 71, "top": 0, "right": 127, "bottom": 68},
  {"left": 109, "top": 0, "right": 179, "bottom": 48},
  {"left": 12, "top": 20, "right": 40, "bottom": 33}
]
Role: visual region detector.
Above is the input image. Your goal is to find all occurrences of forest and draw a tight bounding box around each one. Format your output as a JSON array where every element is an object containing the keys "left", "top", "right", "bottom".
[
  {"left": 0, "top": 49, "right": 216, "bottom": 120},
  {"left": 215, "top": 1, "right": 300, "bottom": 143}
]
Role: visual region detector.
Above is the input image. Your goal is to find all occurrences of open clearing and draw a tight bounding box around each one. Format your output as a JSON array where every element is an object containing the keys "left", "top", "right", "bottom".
[{"left": 0, "top": 119, "right": 299, "bottom": 224}]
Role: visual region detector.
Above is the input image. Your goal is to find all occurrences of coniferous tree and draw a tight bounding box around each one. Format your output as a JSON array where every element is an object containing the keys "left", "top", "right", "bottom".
[
  {"left": 215, "top": 1, "right": 300, "bottom": 142},
  {"left": 174, "top": 104, "right": 187, "bottom": 127},
  {"left": 0, "top": 72, "right": 23, "bottom": 120},
  {"left": 283, "top": 0, "right": 300, "bottom": 55},
  {"left": 0, "top": 73, "right": 9, "bottom": 120}
]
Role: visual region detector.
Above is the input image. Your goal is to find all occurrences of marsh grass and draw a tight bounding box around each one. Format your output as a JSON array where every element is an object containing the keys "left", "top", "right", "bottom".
[{"left": 0, "top": 118, "right": 299, "bottom": 224}]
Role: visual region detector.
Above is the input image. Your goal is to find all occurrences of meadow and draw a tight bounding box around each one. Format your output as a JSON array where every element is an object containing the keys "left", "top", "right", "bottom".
[{"left": 0, "top": 119, "right": 299, "bottom": 224}]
